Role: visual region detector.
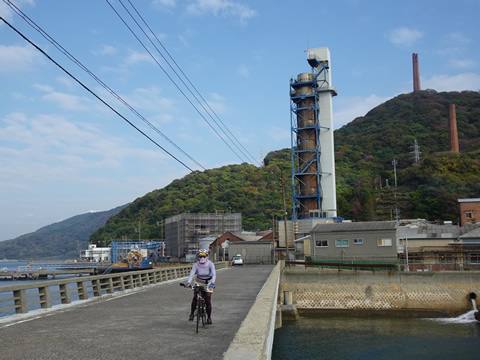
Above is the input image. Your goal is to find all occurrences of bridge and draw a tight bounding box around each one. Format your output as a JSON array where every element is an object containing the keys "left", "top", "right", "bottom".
[{"left": 0, "top": 263, "right": 280, "bottom": 360}]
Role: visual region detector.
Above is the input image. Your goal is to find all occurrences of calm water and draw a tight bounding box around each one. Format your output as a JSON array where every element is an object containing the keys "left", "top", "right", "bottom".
[
  {"left": 0, "top": 260, "right": 89, "bottom": 317},
  {"left": 272, "top": 315, "right": 480, "bottom": 360},
  {"left": 0, "top": 261, "right": 30, "bottom": 285}
]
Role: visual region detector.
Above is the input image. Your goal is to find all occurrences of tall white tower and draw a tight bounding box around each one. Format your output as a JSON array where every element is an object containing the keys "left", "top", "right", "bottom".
[{"left": 290, "top": 47, "right": 337, "bottom": 220}]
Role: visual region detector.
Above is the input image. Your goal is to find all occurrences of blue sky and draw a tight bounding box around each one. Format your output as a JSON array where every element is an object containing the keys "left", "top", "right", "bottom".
[{"left": 1, "top": 0, "right": 479, "bottom": 241}]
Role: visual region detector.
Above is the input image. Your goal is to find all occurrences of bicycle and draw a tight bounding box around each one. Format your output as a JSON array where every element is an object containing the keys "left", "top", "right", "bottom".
[{"left": 180, "top": 283, "right": 208, "bottom": 333}]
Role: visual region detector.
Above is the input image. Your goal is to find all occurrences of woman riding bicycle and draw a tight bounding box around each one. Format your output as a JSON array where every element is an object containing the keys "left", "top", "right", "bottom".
[{"left": 185, "top": 249, "right": 216, "bottom": 324}]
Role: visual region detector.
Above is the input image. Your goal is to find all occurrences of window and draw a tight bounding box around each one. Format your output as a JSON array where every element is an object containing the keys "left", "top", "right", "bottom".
[
  {"left": 335, "top": 239, "right": 349, "bottom": 247},
  {"left": 315, "top": 240, "right": 328, "bottom": 247},
  {"left": 439, "top": 253, "right": 453, "bottom": 264},
  {"left": 353, "top": 238, "right": 363, "bottom": 245},
  {"left": 470, "top": 253, "right": 480, "bottom": 264},
  {"left": 466, "top": 212, "right": 472, "bottom": 219},
  {"left": 377, "top": 238, "right": 392, "bottom": 247}
]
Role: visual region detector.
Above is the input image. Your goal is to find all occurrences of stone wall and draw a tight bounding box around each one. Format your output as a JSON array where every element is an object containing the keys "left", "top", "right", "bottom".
[{"left": 280, "top": 268, "right": 480, "bottom": 316}]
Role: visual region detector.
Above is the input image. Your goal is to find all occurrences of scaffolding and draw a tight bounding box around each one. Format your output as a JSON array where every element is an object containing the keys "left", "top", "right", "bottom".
[
  {"left": 290, "top": 56, "right": 331, "bottom": 220},
  {"left": 165, "top": 212, "right": 242, "bottom": 257}
]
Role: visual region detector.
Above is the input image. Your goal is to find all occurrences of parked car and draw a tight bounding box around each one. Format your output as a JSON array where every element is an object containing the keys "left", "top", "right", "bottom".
[{"left": 231, "top": 254, "right": 243, "bottom": 266}]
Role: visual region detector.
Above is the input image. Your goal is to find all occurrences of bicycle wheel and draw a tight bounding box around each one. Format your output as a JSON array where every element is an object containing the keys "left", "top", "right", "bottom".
[
  {"left": 196, "top": 298, "right": 201, "bottom": 333},
  {"left": 201, "top": 298, "right": 206, "bottom": 327}
]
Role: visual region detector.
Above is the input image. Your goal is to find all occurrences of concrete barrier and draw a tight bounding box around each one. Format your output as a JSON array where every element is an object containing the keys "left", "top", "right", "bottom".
[
  {"left": 224, "top": 261, "right": 282, "bottom": 360},
  {"left": 0, "top": 262, "right": 229, "bottom": 315},
  {"left": 280, "top": 268, "right": 480, "bottom": 316}
]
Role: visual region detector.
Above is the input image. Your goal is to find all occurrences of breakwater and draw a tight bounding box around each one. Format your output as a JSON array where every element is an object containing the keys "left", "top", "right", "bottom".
[{"left": 280, "top": 268, "right": 480, "bottom": 317}]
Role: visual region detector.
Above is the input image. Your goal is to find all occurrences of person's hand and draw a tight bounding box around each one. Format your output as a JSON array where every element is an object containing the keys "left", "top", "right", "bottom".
[
  {"left": 185, "top": 283, "right": 190, "bottom": 288},
  {"left": 209, "top": 283, "right": 215, "bottom": 290}
]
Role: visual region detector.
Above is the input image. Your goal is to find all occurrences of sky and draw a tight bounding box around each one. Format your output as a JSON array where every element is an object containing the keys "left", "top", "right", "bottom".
[{"left": 1, "top": 0, "right": 479, "bottom": 241}]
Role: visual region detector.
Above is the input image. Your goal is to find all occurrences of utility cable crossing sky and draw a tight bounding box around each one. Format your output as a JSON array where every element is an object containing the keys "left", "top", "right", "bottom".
[
  {"left": 109, "top": 0, "right": 261, "bottom": 166},
  {"left": 3, "top": 0, "right": 259, "bottom": 173},
  {"left": 0, "top": 15, "right": 198, "bottom": 173}
]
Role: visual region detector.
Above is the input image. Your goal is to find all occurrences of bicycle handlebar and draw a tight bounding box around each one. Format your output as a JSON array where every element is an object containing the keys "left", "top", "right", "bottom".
[{"left": 180, "top": 283, "right": 208, "bottom": 291}]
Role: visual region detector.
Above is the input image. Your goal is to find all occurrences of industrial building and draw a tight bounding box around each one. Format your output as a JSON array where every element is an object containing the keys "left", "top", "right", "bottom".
[
  {"left": 164, "top": 212, "right": 241, "bottom": 258},
  {"left": 278, "top": 47, "right": 339, "bottom": 251},
  {"left": 290, "top": 47, "right": 338, "bottom": 221}
]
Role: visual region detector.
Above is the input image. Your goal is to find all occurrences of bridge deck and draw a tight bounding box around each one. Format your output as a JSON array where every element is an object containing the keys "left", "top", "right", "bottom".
[{"left": 0, "top": 265, "right": 274, "bottom": 360}]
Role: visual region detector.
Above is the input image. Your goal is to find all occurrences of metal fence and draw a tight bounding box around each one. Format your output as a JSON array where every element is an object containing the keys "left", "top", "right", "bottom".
[{"left": 300, "top": 253, "right": 480, "bottom": 272}]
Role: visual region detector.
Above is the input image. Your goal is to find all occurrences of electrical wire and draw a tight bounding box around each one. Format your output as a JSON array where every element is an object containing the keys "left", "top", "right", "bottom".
[
  {"left": 0, "top": 15, "right": 197, "bottom": 173},
  {"left": 123, "top": 0, "right": 262, "bottom": 167},
  {"left": 3, "top": 0, "right": 206, "bottom": 171},
  {"left": 107, "top": 0, "right": 257, "bottom": 165}
]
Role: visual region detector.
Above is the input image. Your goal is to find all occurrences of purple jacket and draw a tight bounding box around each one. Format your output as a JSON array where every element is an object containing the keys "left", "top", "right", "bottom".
[{"left": 187, "top": 260, "right": 216, "bottom": 284}]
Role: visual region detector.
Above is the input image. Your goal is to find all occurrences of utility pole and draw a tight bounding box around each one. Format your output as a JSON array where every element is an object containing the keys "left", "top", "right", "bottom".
[
  {"left": 392, "top": 158, "right": 398, "bottom": 187},
  {"left": 281, "top": 171, "right": 289, "bottom": 259},
  {"left": 272, "top": 215, "right": 276, "bottom": 265},
  {"left": 135, "top": 223, "right": 141, "bottom": 241},
  {"left": 392, "top": 159, "right": 399, "bottom": 221}
]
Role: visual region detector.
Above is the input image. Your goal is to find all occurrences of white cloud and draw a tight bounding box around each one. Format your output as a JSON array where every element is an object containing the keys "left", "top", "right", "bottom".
[
  {"left": 0, "top": 111, "right": 169, "bottom": 188},
  {"left": 445, "top": 32, "right": 471, "bottom": 46},
  {"left": 333, "top": 94, "right": 391, "bottom": 129},
  {"left": 124, "top": 51, "right": 156, "bottom": 65},
  {"left": 124, "top": 86, "right": 175, "bottom": 113},
  {"left": 267, "top": 126, "right": 290, "bottom": 143},
  {"left": 0, "top": 44, "right": 42, "bottom": 73},
  {"left": 152, "top": 0, "right": 177, "bottom": 10},
  {"left": 40, "top": 90, "right": 94, "bottom": 111},
  {"left": 389, "top": 27, "right": 423, "bottom": 47},
  {"left": 422, "top": 73, "right": 480, "bottom": 92},
  {"left": 449, "top": 59, "right": 476, "bottom": 69},
  {"left": 186, "top": 0, "right": 257, "bottom": 24},
  {"left": 206, "top": 92, "right": 228, "bottom": 114},
  {"left": 95, "top": 45, "right": 117, "bottom": 56},
  {"left": 237, "top": 64, "right": 249, "bottom": 77}
]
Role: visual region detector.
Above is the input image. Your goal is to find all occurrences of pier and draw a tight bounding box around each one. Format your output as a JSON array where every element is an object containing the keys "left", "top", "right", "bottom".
[
  {"left": 0, "top": 269, "right": 95, "bottom": 280},
  {"left": 0, "top": 264, "right": 278, "bottom": 360}
]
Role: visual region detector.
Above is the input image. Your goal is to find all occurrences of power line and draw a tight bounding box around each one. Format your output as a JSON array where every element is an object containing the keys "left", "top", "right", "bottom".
[
  {"left": 123, "top": 0, "right": 262, "bottom": 167},
  {"left": 0, "top": 15, "right": 197, "bottom": 173},
  {"left": 3, "top": 0, "right": 205, "bottom": 171},
  {"left": 107, "top": 0, "right": 260, "bottom": 166}
]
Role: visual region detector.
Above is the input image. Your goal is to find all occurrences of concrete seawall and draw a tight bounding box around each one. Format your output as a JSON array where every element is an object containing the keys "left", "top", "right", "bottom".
[
  {"left": 281, "top": 268, "right": 480, "bottom": 317},
  {"left": 223, "top": 261, "right": 282, "bottom": 360}
]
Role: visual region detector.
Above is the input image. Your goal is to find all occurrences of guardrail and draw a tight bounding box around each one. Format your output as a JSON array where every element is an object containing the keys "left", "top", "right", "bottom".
[
  {"left": 1, "top": 262, "right": 228, "bottom": 316},
  {"left": 286, "top": 260, "right": 398, "bottom": 271}
]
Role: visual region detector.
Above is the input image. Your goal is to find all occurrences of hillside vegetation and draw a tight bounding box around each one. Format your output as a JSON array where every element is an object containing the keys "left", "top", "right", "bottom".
[
  {"left": 91, "top": 90, "right": 480, "bottom": 244},
  {"left": 335, "top": 90, "right": 480, "bottom": 221}
]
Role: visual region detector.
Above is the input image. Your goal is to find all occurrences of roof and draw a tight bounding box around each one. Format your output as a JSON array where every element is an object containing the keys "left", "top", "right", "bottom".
[
  {"left": 231, "top": 232, "right": 263, "bottom": 241},
  {"left": 458, "top": 198, "right": 480, "bottom": 203},
  {"left": 459, "top": 227, "right": 480, "bottom": 239},
  {"left": 311, "top": 221, "right": 397, "bottom": 233},
  {"left": 294, "top": 235, "right": 311, "bottom": 243}
]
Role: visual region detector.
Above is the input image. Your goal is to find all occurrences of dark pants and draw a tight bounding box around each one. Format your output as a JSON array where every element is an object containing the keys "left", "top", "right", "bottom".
[{"left": 191, "top": 289, "right": 212, "bottom": 318}]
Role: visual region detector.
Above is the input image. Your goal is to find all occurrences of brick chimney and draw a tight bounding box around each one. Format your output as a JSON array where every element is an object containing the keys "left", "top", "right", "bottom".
[
  {"left": 449, "top": 104, "right": 459, "bottom": 152},
  {"left": 412, "top": 53, "right": 421, "bottom": 92}
]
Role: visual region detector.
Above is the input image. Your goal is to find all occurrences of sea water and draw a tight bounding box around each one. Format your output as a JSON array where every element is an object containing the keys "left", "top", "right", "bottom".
[
  {"left": 272, "top": 314, "right": 480, "bottom": 360},
  {"left": 0, "top": 260, "right": 87, "bottom": 317}
]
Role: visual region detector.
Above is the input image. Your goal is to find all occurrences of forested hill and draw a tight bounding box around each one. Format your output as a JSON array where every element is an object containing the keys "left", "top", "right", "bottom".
[
  {"left": 90, "top": 153, "right": 292, "bottom": 244},
  {"left": 91, "top": 90, "right": 480, "bottom": 245},
  {"left": 0, "top": 204, "right": 127, "bottom": 260},
  {"left": 334, "top": 90, "right": 480, "bottom": 221}
]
